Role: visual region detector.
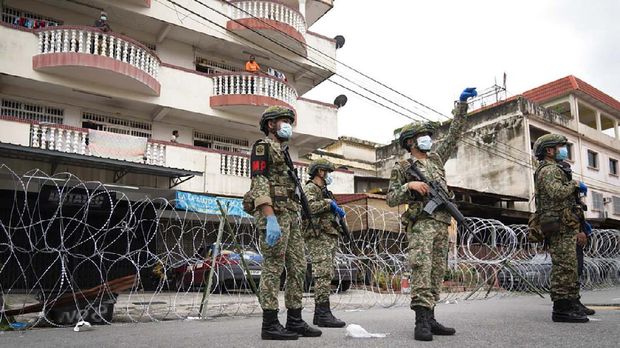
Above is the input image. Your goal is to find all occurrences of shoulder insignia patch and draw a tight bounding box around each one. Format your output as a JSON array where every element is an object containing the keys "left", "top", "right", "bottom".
[{"left": 251, "top": 141, "right": 269, "bottom": 177}]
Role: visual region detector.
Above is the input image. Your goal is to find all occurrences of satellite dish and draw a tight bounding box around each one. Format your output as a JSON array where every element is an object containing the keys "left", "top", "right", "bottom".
[
  {"left": 333, "top": 94, "right": 348, "bottom": 108},
  {"left": 334, "top": 35, "right": 345, "bottom": 49}
]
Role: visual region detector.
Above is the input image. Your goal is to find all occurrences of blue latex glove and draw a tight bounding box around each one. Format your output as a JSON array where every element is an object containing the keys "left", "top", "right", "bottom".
[
  {"left": 581, "top": 221, "right": 593, "bottom": 237},
  {"left": 265, "top": 215, "right": 281, "bottom": 247},
  {"left": 330, "top": 200, "right": 346, "bottom": 218},
  {"left": 578, "top": 181, "right": 588, "bottom": 195},
  {"left": 459, "top": 87, "right": 478, "bottom": 102}
]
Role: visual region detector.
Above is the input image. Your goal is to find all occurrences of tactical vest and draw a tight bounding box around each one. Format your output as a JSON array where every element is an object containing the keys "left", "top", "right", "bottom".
[
  {"left": 261, "top": 138, "right": 300, "bottom": 212},
  {"left": 400, "top": 154, "right": 451, "bottom": 224},
  {"left": 305, "top": 181, "right": 339, "bottom": 237}
]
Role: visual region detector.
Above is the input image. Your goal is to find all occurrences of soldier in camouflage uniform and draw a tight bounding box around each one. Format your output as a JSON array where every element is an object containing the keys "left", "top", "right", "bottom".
[
  {"left": 303, "top": 159, "right": 347, "bottom": 328},
  {"left": 532, "top": 134, "right": 589, "bottom": 323},
  {"left": 248, "top": 106, "right": 322, "bottom": 340},
  {"left": 387, "top": 87, "right": 476, "bottom": 341}
]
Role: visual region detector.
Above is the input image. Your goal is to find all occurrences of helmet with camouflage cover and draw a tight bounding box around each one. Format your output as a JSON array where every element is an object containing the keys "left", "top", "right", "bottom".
[
  {"left": 398, "top": 122, "right": 437, "bottom": 150},
  {"left": 533, "top": 133, "right": 567, "bottom": 159},
  {"left": 259, "top": 105, "right": 295, "bottom": 135},
  {"left": 308, "top": 158, "right": 335, "bottom": 178}
]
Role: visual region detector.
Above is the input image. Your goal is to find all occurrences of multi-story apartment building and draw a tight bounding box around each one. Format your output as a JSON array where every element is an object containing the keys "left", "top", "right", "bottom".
[
  {"left": 0, "top": 0, "right": 353, "bottom": 208},
  {"left": 376, "top": 76, "right": 620, "bottom": 227}
]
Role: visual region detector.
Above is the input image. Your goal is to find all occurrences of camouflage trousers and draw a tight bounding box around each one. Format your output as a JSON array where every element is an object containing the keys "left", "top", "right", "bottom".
[
  {"left": 406, "top": 217, "right": 449, "bottom": 309},
  {"left": 305, "top": 232, "right": 338, "bottom": 304},
  {"left": 549, "top": 225, "right": 580, "bottom": 301},
  {"left": 258, "top": 210, "right": 306, "bottom": 311}
]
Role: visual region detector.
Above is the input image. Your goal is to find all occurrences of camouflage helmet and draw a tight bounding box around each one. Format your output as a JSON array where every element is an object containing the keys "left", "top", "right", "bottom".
[
  {"left": 533, "top": 134, "right": 567, "bottom": 159},
  {"left": 398, "top": 122, "right": 437, "bottom": 150},
  {"left": 308, "top": 158, "right": 335, "bottom": 178},
  {"left": 259, "top": 106, "right": 295, "bottom": 135}
]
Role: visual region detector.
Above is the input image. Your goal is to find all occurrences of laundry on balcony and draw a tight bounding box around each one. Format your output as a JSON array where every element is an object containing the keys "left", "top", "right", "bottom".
[
  {"left": 87, "top": 129, "right": 148, "bottom": 163},
  {"left": 267, "top": 67, "right": 287, "bottom": 82}
]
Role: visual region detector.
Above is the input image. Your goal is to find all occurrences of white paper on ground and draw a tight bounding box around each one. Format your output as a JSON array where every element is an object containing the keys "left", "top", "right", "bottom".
[
  {"left": 345, "top": 324, "right": 387, "bottom": 338},
  {"left": 73, "top": 321, "right": 92, "bottom": 332}
]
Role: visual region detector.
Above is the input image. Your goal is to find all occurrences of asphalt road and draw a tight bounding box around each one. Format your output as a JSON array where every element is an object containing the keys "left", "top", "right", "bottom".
[{"left": 2, "top": 288, "right": 619, "bottom": 348}]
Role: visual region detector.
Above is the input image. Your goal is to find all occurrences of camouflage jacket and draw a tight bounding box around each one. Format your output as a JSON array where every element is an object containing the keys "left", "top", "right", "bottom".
[
  {"left": 303, "top": 181, "right": 340, "bottom": 237},
  {"left": 249, "top": 137, "right": 300, "bottom": 224},
  {"left": 534, "top": 159, "right": 579, "bottom": 214},
  {"left": 386, "top": 101, "right": 468, "bottom": 224}
]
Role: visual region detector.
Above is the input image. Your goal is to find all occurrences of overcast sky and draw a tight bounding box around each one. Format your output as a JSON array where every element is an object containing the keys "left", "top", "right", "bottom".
[{"left": 304, "top": 0, "right": 620, "bottom": 144}]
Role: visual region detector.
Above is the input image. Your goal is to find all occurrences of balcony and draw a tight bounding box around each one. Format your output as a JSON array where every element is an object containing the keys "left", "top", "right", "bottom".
[
  {"left": 211, "top": 72, "right": 298, "bottom": 114},
  {"left": 33, "top": 26, "right": 161, "bottom": 96},
  {"left": 227, "top": 1, "right": 307, "bottom": 55}
]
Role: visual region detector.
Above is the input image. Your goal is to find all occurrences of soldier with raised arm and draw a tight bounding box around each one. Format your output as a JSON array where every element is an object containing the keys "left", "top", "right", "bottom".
[{"left": 387, "top": 87, "right": 476, "bottom": 341}]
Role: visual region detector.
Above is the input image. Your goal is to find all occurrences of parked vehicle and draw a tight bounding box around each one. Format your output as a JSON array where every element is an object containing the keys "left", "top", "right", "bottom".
[{"left": 172, "top": 243, "right": 262, "bottom": 292}]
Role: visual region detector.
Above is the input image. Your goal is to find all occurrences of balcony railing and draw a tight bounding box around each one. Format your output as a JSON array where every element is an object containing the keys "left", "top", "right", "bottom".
[
  {"left": 220, "top": 152, "right": 308, "bottom": 180},
  {"left": 229, "top": 0, "right": 306, "bottom": 34},
  {"left": 212, "top": 73, "right": 298, "bottom": 108},
  {"left": 35, "top": 26, "right": 160, "bottom": 79},
  {"left": 29, "top": 123, "right": 165, "bottom": 166}
]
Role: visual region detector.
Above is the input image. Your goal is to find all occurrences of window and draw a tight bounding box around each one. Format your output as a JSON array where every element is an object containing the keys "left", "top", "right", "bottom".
[
  {"left": 1, "top": 98, "right": 64, "bottom": 124},
  {"left": 195, "top": 57, "right": 239, "bottom": 74},
  {"left": 1, "top": 6, "right": 61, "bottom": 28},
  {"left": 193, "top": 131, "right": 249, "bottom": 154},
  {"left": 610, "top": 159, "right": 618, "bottom": 176},
  {"left": 565, "top": 143, "right": 574, "bottom": 161},
  {"left": 587, "top": 150, "right": 598, "bottom": 169},
  {"left": 82, "top": 112, "right": 152, "bottom": 138},
  {"left": 592, "top": 191, "right": 604, "bottom": 212},
  {"left": 613, "top": 196, "right": 620, "bottom": 215}
]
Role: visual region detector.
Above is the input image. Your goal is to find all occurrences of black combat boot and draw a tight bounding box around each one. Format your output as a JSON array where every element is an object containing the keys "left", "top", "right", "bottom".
[
  {"left": 572, "top": 298, "right": 595, "bottom": 316},
  {"left": 285, "top": 308, "right": 322, "bottom": 337},
  {"left": 412, "top": 306, "right": 433, "bottom": 341},
  {"left": 261, "top": 309, "right": 299, "bottom": 340},
  {"left": 552, "top": 299, "right": 589, "bottom": 323},
  {"left": 429, "top": 307, "right": 456, "bottom": 335},
  {"left": 313, "top": 301, "right": 346, "bottom": 328}
]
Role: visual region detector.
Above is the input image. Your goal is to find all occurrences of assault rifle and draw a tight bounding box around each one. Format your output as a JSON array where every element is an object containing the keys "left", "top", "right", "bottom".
[
  {"left": 282, "top": 145, "right": 319, "bottom": 235},
  {"left": 321, "top": 186, "right": 352, "bottom": 241}
]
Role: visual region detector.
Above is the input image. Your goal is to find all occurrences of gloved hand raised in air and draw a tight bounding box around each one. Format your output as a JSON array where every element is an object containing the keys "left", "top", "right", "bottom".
[
  {"left": 459, "top": 87, "right": 477, "bottom": 102},
  {"left": 330, "top": 200, "right": 346, "bottom": 218},
  {"left": 577, "top": 181, "right": 588, "bottom": 195},
  {"left": 265, "top": 215, "right": 281, "bottom": 247}
]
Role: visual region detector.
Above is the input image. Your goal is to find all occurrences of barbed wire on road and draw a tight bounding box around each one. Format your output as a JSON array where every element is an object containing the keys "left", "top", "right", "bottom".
[{"left": 0, "top": 164, "right": 618, "bottom": 328}]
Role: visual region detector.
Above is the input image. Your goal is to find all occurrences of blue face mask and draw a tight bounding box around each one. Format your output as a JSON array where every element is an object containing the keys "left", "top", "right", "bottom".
[
  {"left": 416, "top": 135, "right": 432, "bottom": 151},
  {"left": 556, "top": 146, "right": 568, "bottom": 161},
  {"left": 277, "top": 123, "right": 293, "bottom": 140},
  {"left": 324, "top": 173, "right": 333, "bottom": 186}
]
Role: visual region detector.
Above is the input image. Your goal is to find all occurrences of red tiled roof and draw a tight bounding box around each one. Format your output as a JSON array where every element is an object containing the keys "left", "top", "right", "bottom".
[{"left": 520, "top": 75, "right": 620, "bottom": 112}]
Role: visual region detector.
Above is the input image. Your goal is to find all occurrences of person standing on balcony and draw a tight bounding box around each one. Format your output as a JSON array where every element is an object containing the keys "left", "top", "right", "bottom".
[
  {"left": 94, "top": 11, "right": 111, "bottom": 32},
  {"left": 92, "top": 11, "right": 111, "bottom": 55},
  {"left": 387, "top": 87, "right": 477, "bottom": 341},
  {"left": 248, "top": 106, "right": 322, "bottom": 341},
  {"left": 532, "top": 134, "right": 592, "bottom": 323},
  {"left": 303, "top": 159, "right": 346, "bottom": 328},
  {"left": 245, "top": 55, "right": 261, "bottom": 94},
  {"left": 170, "top": 130, "right": 179, "bottom": 143}
]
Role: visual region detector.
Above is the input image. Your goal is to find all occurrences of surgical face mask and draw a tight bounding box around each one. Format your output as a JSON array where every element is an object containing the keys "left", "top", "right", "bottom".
[
  {"left": 324, "top": 173, "right": 333, "bottom": 186},
  {"left": 555, "top": 146, "right": 568, "bottom": 161},
  {"left": 276, "top": 123, "right": 293, "bottom": 139},
  {"left": 416, "top": 135, "right": 432, "bottom": 151}
]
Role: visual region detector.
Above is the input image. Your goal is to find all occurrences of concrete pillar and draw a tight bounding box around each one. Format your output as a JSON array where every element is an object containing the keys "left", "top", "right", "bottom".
[
  {"left": 615, "top": 119, "right": 619, "bottom": 139},
  {"left": 595, "top": 110, "right": 602, "bottom": 131}
]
